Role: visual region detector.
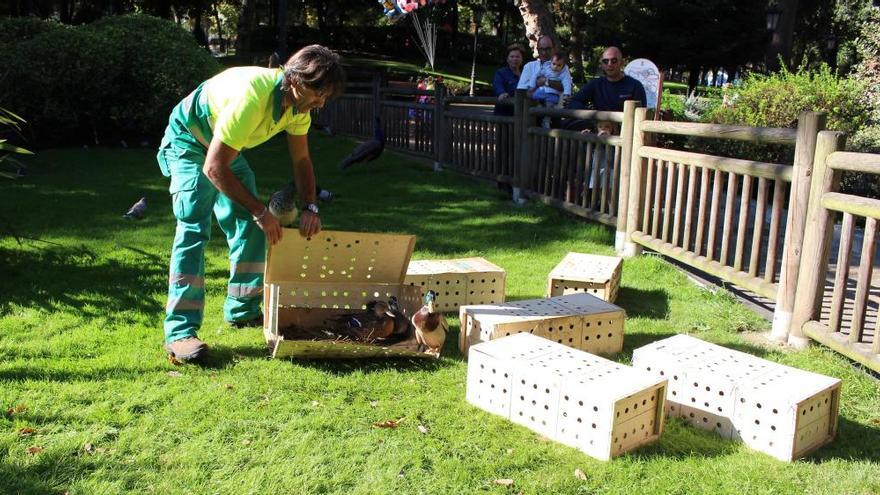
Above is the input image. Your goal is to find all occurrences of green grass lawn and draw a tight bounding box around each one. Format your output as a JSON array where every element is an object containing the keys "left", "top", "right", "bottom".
[{"left": 1, "top": 133, "right": 879, "bottom": 494}]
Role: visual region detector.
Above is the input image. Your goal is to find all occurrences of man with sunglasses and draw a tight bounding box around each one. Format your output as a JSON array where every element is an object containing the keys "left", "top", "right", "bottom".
[{"left": 565, "top": 46, "right": 646, "bottom": 133}]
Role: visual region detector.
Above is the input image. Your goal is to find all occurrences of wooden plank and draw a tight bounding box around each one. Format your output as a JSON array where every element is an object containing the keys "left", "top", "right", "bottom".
[
  {"left": 640, "top": 120, "right": 797, "bottom": 144},
  {"left": 642, "top": 157, "right": 654, "bottom": 232},
  {"left": 749, "top": 178, "right": 768, "bottom": 278},
  {"left": 575, "top": 141, "right": 586, "bottom": 207},
  {"left": 734, "top": 175, "right": 752, "bottom": 272},
  {"left": 849, "top": 217, "right": 876, "bottom": 344},
  {"left": 672, "top": 162, "right": 686, "bottom": 247},
  {"left": 651, "top": 160, "right": 663, "bottom": 238},
  {"left": 630, "top": 232, "right": 778, "bottom": 299},
  {"left": 707, "top": 169, "right": 723, "bottom": 261},
  {"left": 530, "top": 193, "right": 617, "bottom": 226},
  {"left": 802, "top": 321, "right": 880, "bottom": 373},
  {"left": 529, "top": 127, "right": 623, "bottom": 145},
  {"left": 561, "top": 138, "right": 573, "bottom": 203},
  {"left": 790, "top": 131, "right": 846, "bottom": 344},
  {"left": 720, "top": 172, "right": 738, "bottom": 266},
  {"left": 683, "top": 165, "right": 698, "bottom": 251},
  {"left": 610, "top": 144, "right": 622, "bottom": 217},
  {"left": 765, "top": 180, "right": 785, "bottom": 283},
  {"left": 829, "top": 212, "right": 854, "bottom": 334},
  {"left": 662, "top": 160, "right": 675, "bottom": 242},
  {"left": 826, "top": 151, "right": 880, "bottom": 174},
  {"left": 695, "top": 167, "right": 710, "bottom": 256},
  {"left": 601, "top": 144, "right": 611, "bottom": 214},
  {"left": 529, "top": 107, "right": 625, "bottom": 123},
  {"left": 821, "top": 193, "right": 880, "bottom": 219},
  {"left": 590, "top": 143, "right": 601, "bottom": 210},
  {"left": 638, "top": 146, "right": 793, "bottom": 182}
]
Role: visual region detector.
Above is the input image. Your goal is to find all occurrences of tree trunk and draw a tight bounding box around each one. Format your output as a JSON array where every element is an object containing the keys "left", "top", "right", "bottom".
[
  {"left": 515, "top": 0, "right": 557, "bottom": 56},
  {"left": 237, "top": 0, "right": 257, "bottom": 54},
  {"left": 213, "top": 2, "right": 225, "bottom": 53},
  {"left": 686, "top": 66, "right": 700, "bottom": 95}
]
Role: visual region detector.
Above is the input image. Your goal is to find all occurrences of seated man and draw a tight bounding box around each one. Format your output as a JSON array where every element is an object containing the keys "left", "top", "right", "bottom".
[
  {"left": 564, "top": 46, "right": 647, "bottom": 133},
  {"left": 528, "top": 51, "right": 572, "bottom": 128}
]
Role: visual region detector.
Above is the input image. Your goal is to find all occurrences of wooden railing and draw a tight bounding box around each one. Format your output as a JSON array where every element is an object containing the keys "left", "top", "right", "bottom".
[
  {"left": 319, "top": 79, "right": 880, "bottom": 368},
  {"left": 789, "top": 131, "right": 880, "bottom": 371},
  {"left": 622, "top": 109, "right": 824, "bottom": 343}
]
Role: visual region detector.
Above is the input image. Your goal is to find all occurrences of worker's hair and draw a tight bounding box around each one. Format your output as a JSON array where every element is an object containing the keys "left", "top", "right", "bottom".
[{"left": 282, "top": 45, "right": 346, "bottom": 99}]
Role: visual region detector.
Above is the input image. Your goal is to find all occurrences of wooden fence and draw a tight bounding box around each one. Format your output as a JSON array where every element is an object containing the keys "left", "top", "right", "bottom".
[
  {"left": 789, "top": 131, "right": 880, "bottom": 370},
  {"left": 315, "top": 78, "right": 879, "bottom": 372}
]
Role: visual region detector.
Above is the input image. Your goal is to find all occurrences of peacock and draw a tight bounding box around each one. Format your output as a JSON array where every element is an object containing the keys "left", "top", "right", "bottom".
[{"left": 338, "top": 117, "right": 385, "bottom": 170}]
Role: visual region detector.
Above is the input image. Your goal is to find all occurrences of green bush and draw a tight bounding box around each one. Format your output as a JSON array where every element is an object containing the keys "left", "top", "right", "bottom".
[
  {"left": 86, "top": 15, "right": 221, "bottom": 142},
  {"left": 0, "top": 17, "right": 62, "bottom": 47},
  {"left": 711, "top": 64, "right": 868, "bottom": 134},
  {"left": 1, "top": 14, "right": 220, "bottom": 146}
]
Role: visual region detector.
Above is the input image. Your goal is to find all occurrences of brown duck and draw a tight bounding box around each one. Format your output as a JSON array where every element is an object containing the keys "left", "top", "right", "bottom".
[{"left": 412, "top": 291, "right": 447, "bottom": 356}]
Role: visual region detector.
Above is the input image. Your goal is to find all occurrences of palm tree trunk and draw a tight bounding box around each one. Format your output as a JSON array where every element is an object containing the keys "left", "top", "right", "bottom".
[{"left": 515, "top": 0, "right": 557, "bottom": 56}]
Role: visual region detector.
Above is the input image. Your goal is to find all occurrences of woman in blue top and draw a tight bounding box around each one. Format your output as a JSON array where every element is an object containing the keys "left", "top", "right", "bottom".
[{"left": 493, "top": 43, "right": 525, "bottom": 116}]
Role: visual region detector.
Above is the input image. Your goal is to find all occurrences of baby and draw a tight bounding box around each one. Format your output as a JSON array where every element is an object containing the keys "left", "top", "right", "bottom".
[{"left": 529, "top": 51, "right": 572, "bottom": 128}]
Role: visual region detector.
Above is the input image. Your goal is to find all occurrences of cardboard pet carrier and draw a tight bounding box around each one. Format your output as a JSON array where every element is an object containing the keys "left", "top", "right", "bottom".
[
  {"left": 546, "top": 252, "right": 623, "bottom": 302},
  {"left": 632, "top": 335, "right": 841, "bottom": 461},
  {"left": 466, "top": 333, "right": 667, "bottom": 460},
  {"left": 263, "top": 229, "right": 431, "bottom": 359},
  {"left": 459, "top": 293, "right": 625, "bottom": 356},
  {"left": 404, "top": 257, "right": 506, "bottom": 312}
]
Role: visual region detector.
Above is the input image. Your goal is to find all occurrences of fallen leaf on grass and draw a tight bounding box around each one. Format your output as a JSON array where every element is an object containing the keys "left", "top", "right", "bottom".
[
  {"left": 83, "top": 443, "right": 94, "bottom": 454},
  {"left": 167, "top": 371, "right": 183, "bottom": 378},
  {"left": 6, "top": 404, "right": 27, "bottom": 417},
  {"left": 493, "top": 479, "right": 514, "bottom": 486},
  {"left": 574, "top": 468, "right": 587, "bottom": 480},
  {"left": 224, "top": 384, "right": 234, "bottom": 390},
  {"left": 418, "top": 424, "right": 428, "bottom": 434},
  {"left": 18, "top": 427, "right": 36, "bottom": 436},
  {"left": 241, "top": 439, "right": 251, "bottom": 446},
  {"left": 370, "top": 400, "right": 378, "bottom": 408},
  {"left": 871, "top": 417, "right": 880, "bottom": 426},
  {"left": 311, "top": 400, "right": 321, "bottom": 407},
  {"left": 25, "top": 446, "right": 43, "bottom": 455},
  {"left": 372, "top": 417, "right": 406, "bottom": 428},
  {"left": 505, "top": 448, "right": 514, "bottom": 454}
]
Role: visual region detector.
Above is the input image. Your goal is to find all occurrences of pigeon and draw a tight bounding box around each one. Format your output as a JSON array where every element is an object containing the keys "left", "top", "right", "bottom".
[
  {"left": 338, "top": 117, "right": 385, "bottom": 170},
  {"left": 123, "top": 197, "right": 147, "bottom": 220},
  {"left": 268, "top": 181, "right": 298, "bottom": 227},
  {"left": 412, "top": 291, "right": 447, "bottom": 357}
]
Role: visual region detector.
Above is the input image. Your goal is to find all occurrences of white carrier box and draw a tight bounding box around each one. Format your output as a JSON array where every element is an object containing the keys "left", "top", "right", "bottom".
[
  {"left": 467, "top": 333, "right": 667, "bottom": 460},
  {"left": 632, "top": 334, "right": 841, "bottom": 461},
  {"left": 459, "top": 292, "right": 625, "bottom": 356}
]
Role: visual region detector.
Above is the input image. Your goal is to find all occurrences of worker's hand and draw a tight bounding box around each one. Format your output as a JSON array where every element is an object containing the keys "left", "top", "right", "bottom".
[
  {"left": 256, "top": 211, "right": 283, "bottom": 245},
  {"left": 299, "top": 210, "right": 322, "bottom": 237},
  {"left": 580, "top": 128, "right": 593, "bottom": 135},
  {"left": 536, "top": 76, "right": 547, "bottom": 87},
  {"left": 498, "top": 93, "right": 510, "bottom": 100}
]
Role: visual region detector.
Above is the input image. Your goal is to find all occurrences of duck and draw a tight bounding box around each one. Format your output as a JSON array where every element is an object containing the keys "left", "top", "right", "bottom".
[
  {"left": 411, "top": 290, "right": 447, "bottom": 356},
  {"left": 329, "top": 300, "right": 396, "bottom": 342}
]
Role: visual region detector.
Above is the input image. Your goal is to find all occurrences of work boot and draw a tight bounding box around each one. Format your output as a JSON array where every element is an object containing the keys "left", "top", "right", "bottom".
[
  {"left": 227, "top": 313, "right": 264, "bottom": 329},
  {"left": 164, "top": 337, "right": 208, "bottom": 363}
]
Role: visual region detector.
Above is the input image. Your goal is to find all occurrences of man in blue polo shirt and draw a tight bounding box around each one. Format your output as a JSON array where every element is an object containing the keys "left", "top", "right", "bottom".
[{"left": 565, "top": 46, "right": 646, "bottom": 132}]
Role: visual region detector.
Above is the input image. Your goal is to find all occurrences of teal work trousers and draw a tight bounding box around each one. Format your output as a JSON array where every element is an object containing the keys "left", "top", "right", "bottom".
[{"left": 158, "top": 143, "right": 265, "bottom": 344}]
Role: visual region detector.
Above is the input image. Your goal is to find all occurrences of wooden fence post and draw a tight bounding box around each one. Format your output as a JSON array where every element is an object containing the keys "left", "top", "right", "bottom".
[
  {"left": 513, "top": 90, "right": 524, "bottom": 193},
  {"left": 433, "top": 83, "right": 447, "bottom": 171},
  {"left": 371, "top": 74, "right": 382, "bottom": 123},
  {"left": 514, "top": 89, "right": 532, "bottom": 204},
  {"left": 616, "top": 100, "right": 638, "bottom": 253},
  {"left": 788, "top": 131, "right": 845, "bottom": 348},
  {"left": 771, "top": 112, "right": 826, "bottom": 342},
  {"left": 623, "top": 107, "right": 649, "bottom": 257}
]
